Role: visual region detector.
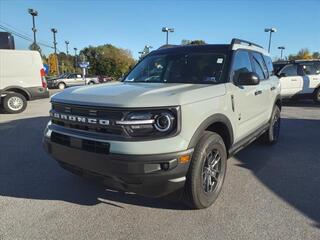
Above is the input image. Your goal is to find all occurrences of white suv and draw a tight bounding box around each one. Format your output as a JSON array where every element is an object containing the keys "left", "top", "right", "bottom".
[
  {"left": 44, "top": 39, "right": 281, "bottom": 209},
  {"left": 274, "top": 60, "right": 320, "bottom": 102}
]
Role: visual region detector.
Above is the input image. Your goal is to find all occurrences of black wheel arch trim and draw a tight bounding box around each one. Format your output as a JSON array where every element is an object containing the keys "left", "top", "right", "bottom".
[
  {"left": 188, "top": 113, "right": 234, "bottom": 149},
  {"left": 0, "top": 86, "right": 31, "bottom": 100}
]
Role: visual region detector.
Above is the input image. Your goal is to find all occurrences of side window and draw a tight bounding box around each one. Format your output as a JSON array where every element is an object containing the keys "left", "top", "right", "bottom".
[
  {"left": 232, "top": 50, "right": 253, "bottom": 82},
  {"left": 251, "top": 52, "right": 267, "bottom": 80},
  {"left": 263, "top": 55, "right": 274, "bottom": 76},
  {"left": 301, "top": 63, "right": 318, "bottom": 75},
  {"left": 280, "top": 64, "right": 298, "bottom": 77}
]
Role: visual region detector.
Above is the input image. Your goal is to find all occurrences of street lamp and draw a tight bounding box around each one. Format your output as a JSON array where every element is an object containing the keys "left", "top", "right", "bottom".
[
  {"left": 162, "top": 27, "right": 174, "bottom": 45},
  {"left": 51, "top": 28, "right": 58, "bottom": 54},
  {"left": 28, "top": 8, "right": 38, "bottom": 46},
  {"left": 65, "top": 41, "right": 69, "bottom": 55},
  {"left": 278, "top": 46, "right": 285, "bottom": 60},
  {"left": 264, "top": 27, "right": 277, "bottom": 53}
]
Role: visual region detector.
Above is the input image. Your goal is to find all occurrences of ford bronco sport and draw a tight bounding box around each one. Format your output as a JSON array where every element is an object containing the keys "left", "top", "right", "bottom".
[{"left": 43, "top": 39, "right": 281, "bottom": 209}]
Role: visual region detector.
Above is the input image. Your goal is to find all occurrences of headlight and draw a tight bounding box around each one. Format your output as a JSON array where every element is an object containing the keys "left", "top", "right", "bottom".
[
  {"left": 115, "top": 107, "right": 179, "bottom": 138},
  {"left": 154, "top": 112, "right": 174, "bottom": 132}
]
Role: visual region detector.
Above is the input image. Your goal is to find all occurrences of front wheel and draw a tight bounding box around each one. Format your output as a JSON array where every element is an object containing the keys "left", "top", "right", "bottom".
[
  {"left": 184, "top": 131, "right": 227, "bottom": 209},
  {"left": 2, "top": 92, "right": 27, "bottom": 114},
  {"left": 261, "top": 105, "right": 281, "bottom": 144}
]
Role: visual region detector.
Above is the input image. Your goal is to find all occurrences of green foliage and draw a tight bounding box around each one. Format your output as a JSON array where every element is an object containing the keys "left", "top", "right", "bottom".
[
  {"left": 57, "top": 52, "right": 75, "bottom": 73},
  {"left": 288, "top": 48, "right": 316, "bottom": 60},
  {"left": 29, "top": 43, "right": 42, "bottom": 55},
  {"left": 81, "top": 44, "right": 136, "bottom": 78},
  {"left": 181, "top": 39, "right": 206, "bottom": 45}
]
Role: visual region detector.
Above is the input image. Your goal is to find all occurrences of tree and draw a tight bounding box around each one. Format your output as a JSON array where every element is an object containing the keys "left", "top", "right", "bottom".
[
  {"left": 312, "top": 52, "right": 320, "bottom": 59},
  {"left": 81, "top": 44, "right": 136, "bottom": 78},
  {"left": 29, "top": 43, "right": 42, "bottom": 54},
  {"left": 57, "top": 52, "right": 75, "bottom": 73},
  {"left": 181, "top": 39, "right": 206, "bottom": 45},
  {"left": 288, "top": 48, "right": 313, "bottom": 60}
]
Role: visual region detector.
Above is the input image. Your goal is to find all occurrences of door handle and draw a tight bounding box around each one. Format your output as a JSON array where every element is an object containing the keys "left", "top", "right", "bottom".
[
  {"left": 255, "top": 90, "right": 262, "bottom": 96},
  {"left": 291, "top": 79, "right": 298, "bottom": 81},
  {"left": 270, "top": 86, "right": 276, "bottom": 91}
]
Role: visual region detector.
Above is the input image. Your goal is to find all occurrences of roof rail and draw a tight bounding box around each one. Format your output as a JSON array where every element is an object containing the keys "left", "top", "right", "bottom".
[
  {"left": 231, "top": 38, "right": 263, "bottom": 49},
  {"left": 158, "top": 44, "right": 179, "bottom": 50}
]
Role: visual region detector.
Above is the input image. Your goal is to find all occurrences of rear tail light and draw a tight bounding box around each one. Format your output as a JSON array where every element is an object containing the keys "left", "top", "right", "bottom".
[{"left": 41, "top": 68, "right": 47, "bottom": 88}]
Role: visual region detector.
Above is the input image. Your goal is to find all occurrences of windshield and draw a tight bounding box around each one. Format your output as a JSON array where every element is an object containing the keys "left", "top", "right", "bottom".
[{"left": 124, "top": 53, "right": 226, "bottom": 84}]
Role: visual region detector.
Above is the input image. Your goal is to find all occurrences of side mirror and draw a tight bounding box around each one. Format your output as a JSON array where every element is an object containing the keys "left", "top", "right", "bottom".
[
  {"left": 237, "top": 72, "right": 260, "bottom": 86},
  {"left": 279, "top": 72, "right": 286, "bottom": 78}
]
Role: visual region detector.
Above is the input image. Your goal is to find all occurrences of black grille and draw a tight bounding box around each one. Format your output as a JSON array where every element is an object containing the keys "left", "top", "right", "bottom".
[
  {"left": 51, "top": 132, "right": 110, "bottom": 154},
  {"left": 51, "top": 103, "right": 125, "bottom": 136},
  {"left": 52, "top": 103, "right": 123, "bottom": 119}
]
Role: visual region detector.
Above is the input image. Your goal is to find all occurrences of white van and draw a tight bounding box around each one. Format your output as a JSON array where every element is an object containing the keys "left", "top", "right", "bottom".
[{"left": 0, "top": 49, "right": 49, "bottom": 113}]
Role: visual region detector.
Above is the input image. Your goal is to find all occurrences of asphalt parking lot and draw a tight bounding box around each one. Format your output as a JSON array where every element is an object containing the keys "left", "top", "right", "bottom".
[{"left": 0, "top": 92, "right": 319, "bottom": 240}]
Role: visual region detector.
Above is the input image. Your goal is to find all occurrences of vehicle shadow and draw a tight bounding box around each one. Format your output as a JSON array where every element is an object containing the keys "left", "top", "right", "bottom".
[
  {"left": 235, "top": 117, "right": 320, "bottom": 227},
  {"left": 282, "top": 99, "right": 320, "bottom": 108},
  {"left": 0, "top": 116, "right": 185, "bottom": 210}
]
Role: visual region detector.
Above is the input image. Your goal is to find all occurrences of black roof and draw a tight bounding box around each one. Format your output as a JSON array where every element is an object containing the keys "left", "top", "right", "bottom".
[{"left": 149, "top": 44, "right": 231, "bottom": 56}]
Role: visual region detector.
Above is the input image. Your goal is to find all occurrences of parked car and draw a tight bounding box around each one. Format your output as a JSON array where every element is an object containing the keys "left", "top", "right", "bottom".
[
  {"left": 98, "top": 75, "right": 114, "bottom": 83},
  {"left": 47, "top": 73, "right": 100, "bottom": 89},
  {"left": 43, "top": 39, "right": 281, "bottom": 209},
  {"left": 273, "top": 59, "right": 320, "bottom": 102},
  {"left": 0, "top": 49, "right": 49, "bottom": 113}
]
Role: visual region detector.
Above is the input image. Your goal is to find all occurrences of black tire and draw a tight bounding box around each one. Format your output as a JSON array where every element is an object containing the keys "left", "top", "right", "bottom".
[
  {"left": 2, "top": 92, "right": 27, "bottom": 114},
  {"left": 58, "top": 82, "right": 66, "bottom": 90},
  {"left": 261, "top": 105, "right": 281, "bottom": 144},
  {"left": 313, "top": 88, "right": 320, "bottom": 103},
  {"left": 184, "top": 131, "right": 227, "bottom": 209},
  {"left": 88, "top": 81, "right": 95, "bottom": 85}
]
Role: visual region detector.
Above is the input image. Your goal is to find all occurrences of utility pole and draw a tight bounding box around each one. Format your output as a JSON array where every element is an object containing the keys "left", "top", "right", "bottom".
[
  {"left": 65, "top": 41, "right": 69, "bottom": 55},
  {"left": 264, "top": 27, "right": 277, "bottom": 53},
  {"left": 74, "top": 47, "right": 78, "bottom": 72},
  {"left": 162, "top": 27, "right": 174, "bottom": 45},
  {"left": 28, "top": 8, "right": 38, "bottom": 46},
  {"left": 51, "top": 28, "right": 58, "bottom": 54}
]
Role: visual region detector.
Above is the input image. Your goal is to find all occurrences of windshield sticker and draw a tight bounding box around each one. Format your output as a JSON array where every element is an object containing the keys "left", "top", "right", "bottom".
[{"left": 217, "top": 58, "right": 224, "bottom": 64}]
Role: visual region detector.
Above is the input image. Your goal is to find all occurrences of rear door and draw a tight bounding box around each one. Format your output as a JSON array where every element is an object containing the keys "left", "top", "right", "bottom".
[
  {"left": 300, "top": 62, "right": 320, "bottom": 94},
  {"left": 279, "top": 64, "right": 303, "bottom": 97},
  {"left": 250, "top": 51, "right": 271, "bottom": 125},
  {"left": 74, "top": 74, "right": 85, "bottom": 86}
]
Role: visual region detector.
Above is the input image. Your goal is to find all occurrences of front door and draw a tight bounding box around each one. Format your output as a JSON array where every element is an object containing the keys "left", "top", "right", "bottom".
[{"left": 229, "top": 50, "right": 263, "bottom": 141}]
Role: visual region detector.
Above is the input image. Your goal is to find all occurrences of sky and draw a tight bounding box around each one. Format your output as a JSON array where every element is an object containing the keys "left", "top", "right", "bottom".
[{"left": 0, "top": 0, "right": 319, "bottom": 59}]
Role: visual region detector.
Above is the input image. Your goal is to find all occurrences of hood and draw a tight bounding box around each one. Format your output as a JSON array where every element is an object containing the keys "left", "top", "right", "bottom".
[{"left": 51, "top": 82, "right": 226, "bottom": 108}]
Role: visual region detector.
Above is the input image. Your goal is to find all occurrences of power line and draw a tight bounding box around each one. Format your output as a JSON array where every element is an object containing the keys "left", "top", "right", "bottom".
[{"left": 0, "top": 24, "right": 54, "bottom": 49}]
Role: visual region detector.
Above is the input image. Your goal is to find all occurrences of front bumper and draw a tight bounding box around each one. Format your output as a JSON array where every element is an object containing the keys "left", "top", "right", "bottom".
[{"left": 43, "top": 129, "right": 193, "bottom": 197}]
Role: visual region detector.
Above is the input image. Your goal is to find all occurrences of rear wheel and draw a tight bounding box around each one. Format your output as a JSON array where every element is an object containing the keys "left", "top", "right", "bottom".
[
  {"left": 184, "top": 131, "right": 227, "bottom": 209},
  {"left": 2, "top": 92, "right": 27, "bottom": 114},
  {"left": 88, "top": 81, "right": 95, "bottom": 85},
  {"left": 58, "top": 82, "right": 66, "bottom": 90},
  {"left": 261, "top": 105, "right": 281, "bottom": 144},
  {"left": 314, "top": 88, "right": 320, "bottom": 103}
]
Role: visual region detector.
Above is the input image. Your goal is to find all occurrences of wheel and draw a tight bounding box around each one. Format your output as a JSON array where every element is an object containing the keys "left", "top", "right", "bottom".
[
  {"left": 313, "top": 88, "right": 320, "bottom": 103},
  {"left": 58, "top": 82, "right": 66, "bottom": 90},
  {"left": 88, "top": 81, "right": 95, "bottom": 85},
  {"left": 2, "top": 92, "right": 27, "bottom": 114},
  {"left": 261, "top": 105, "right": 281, "bottom": 144},
  {"left": 184, "top": 131, "right": 227, "bottom": 209}
]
